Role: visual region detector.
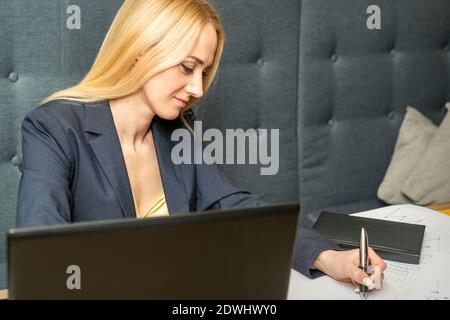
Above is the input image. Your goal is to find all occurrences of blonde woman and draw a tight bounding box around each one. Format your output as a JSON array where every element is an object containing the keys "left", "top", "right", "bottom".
[{"left": 17, "top": 0, "right": 385, "bottom": 293}]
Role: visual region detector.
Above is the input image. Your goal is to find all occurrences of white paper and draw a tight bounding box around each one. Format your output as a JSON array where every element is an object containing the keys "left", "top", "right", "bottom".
[{"left": 287, "top": 204, "right": 450, "bottom": 300}]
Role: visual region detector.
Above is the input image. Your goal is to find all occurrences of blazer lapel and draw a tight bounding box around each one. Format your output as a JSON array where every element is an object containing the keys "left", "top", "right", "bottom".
[
  {"left": 84, "top": 100, "right": 190, "bottom": 218},
  {"left": 85, "top": 101, "right": 136, "bottom": 218},
  {"left": 151, "top": 117, "right": 190, "bottom": 215}
]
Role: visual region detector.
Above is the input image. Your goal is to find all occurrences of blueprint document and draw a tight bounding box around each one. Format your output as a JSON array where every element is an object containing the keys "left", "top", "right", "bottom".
[{"left": 287, "top": 204, "right": 450, "bottom": 300}]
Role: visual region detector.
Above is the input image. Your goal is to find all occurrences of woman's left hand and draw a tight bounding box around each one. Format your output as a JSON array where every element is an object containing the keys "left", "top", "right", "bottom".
[{"left": 313, "top": 247, "right": 387, "bottom": 291}]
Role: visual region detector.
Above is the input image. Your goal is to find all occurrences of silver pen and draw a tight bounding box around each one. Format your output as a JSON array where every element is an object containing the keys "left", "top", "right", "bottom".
[{"left": 358, "top": 227, "right": 369, "bottom": 300}]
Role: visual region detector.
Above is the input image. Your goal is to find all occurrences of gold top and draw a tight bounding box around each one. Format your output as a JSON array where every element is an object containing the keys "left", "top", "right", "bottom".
[
  {"left": 134, "top": 193, "right": 169, "bottom": 218},
  {"left": 0, "top": 289, "right": 7, "bottom": 300}
]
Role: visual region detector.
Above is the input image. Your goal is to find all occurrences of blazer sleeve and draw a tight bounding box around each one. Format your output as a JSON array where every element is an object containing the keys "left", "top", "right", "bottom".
[
  {"left": 194, "top": 162, "right": 342, "bottom": 279},
  {"left": 16, "top": 109, "right": 73, "bottom": 227}
]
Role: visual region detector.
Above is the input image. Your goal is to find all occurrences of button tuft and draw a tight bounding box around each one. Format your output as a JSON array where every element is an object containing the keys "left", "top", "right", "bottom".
[
  {"left": 257, "top": 58, "right": 264, "bottom": 67},
  {"left": 9, "top": 72, "right": 19, "bottom": 82},
  {"left": 11, "top": 155, "right": 20, "bottom": 166}
]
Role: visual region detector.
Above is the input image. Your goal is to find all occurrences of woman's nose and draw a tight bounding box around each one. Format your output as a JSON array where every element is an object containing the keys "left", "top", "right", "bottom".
[{"left": 186, "top": 74, "right": 204, "bottom": 98}]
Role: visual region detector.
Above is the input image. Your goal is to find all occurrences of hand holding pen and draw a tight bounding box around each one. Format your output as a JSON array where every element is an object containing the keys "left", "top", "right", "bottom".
[{"left": 312, "top": 231, "right": 387, "bottom": 296}]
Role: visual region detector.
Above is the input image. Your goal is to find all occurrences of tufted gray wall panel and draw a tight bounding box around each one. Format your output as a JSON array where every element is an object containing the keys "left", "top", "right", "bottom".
[
  {"left": 298, "top": 0, "right": 450, "bottom": 224},
  {"left": 195, "top": 0, "right": 300, "bottom": 204}
]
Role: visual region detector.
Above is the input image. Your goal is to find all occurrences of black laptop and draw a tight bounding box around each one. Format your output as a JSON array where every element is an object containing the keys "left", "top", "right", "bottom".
[{"left": 7, "top": 202, "right": 299, "bottom": 299}]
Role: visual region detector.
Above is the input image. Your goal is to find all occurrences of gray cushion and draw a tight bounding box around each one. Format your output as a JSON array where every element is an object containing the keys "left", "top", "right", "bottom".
[
  {"left": 378, "top": 107, "right": 437, "bottom": 204},
  {"left": 402, "top": 103, "right": 450, "bottom": 205}
]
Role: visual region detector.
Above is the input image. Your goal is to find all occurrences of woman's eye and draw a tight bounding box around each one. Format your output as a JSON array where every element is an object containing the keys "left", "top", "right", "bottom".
[
  {"left": 181, "top": 63, "right": 209, "bottom": 77},
  {"left": 181, "top": 64, "right": 194, "bottom": 73}
]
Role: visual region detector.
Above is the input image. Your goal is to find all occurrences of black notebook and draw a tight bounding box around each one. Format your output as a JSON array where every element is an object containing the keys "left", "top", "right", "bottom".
[{"left": 313, "top": 211, "right": 426, "bottom": 264}]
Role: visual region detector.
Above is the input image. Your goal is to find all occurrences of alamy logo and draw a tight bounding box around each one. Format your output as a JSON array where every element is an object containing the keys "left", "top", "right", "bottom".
[
  {"left": 66, "top": 5, "right": 81, "bottom": 30},
  {"left": 171, "top": 121, "right": 279, "bottom": 176},
  {"left": 66, "top": 265, "right": 81, "bottom": 290},
  {"left": 366, "top": 5, "right": 381, "bottom": 30}
]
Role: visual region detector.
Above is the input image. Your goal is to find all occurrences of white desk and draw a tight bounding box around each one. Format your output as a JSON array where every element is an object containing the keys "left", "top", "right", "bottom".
[{"left": 287, "top": 205, "right": 450, "bottom": 300}]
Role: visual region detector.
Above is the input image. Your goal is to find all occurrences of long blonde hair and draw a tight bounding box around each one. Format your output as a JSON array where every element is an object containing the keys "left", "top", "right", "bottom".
[{"left": 41, "top": 0, "right": 224, "bottom": 128}]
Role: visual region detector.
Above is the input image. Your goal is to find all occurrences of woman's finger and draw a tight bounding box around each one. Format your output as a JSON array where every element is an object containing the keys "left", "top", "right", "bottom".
[
  {"left": 368, "top": 247, "right": 387, "bottom": 272},
  {"left": 352, "top": 280, "right": 360, "bottom": 293},
  {"left": 350, "top": 265, "right": 374, "bottom": 290},
  {"left": 369, "top": 265, "right": 383, "bottom": 289}
]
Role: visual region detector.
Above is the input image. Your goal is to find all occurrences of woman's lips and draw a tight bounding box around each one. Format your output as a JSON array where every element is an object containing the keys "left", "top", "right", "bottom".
[{"left": 173, "top": 97, "right": 187, "bottom": 108}]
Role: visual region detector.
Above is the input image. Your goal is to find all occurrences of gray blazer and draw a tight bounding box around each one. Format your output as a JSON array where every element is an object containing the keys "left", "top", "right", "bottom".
[{"left": 16, "top": 99, "right": 340, "bottom": 278}]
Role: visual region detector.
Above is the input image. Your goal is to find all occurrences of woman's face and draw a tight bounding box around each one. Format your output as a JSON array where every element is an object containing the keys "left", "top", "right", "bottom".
[{"left": 141, "top": 23, "right": 218, "bottom": 120}]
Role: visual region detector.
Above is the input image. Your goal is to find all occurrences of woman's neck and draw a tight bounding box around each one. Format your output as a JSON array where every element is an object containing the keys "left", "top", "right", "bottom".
[{"left": 109, "top": 91, "right": 155, "bottom": 152}]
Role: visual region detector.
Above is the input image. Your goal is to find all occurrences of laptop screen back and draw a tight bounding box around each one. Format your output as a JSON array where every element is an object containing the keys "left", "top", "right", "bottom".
[{"left": 8, "top": 202, "right": 299, "bottom": 299}]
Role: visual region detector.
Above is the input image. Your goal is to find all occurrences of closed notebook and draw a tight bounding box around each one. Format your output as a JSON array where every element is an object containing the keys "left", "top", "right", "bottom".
[{"left": 313, "top": 212, "right": 425, "bottom": 264}]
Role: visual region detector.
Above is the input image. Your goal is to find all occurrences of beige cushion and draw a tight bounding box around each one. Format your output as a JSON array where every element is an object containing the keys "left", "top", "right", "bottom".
[
  {"left": 377, "top": 106, "right": 437, "bottom": 204},
  {"left": 402, "top": 104, "right": 450, "bottom": 205}
]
